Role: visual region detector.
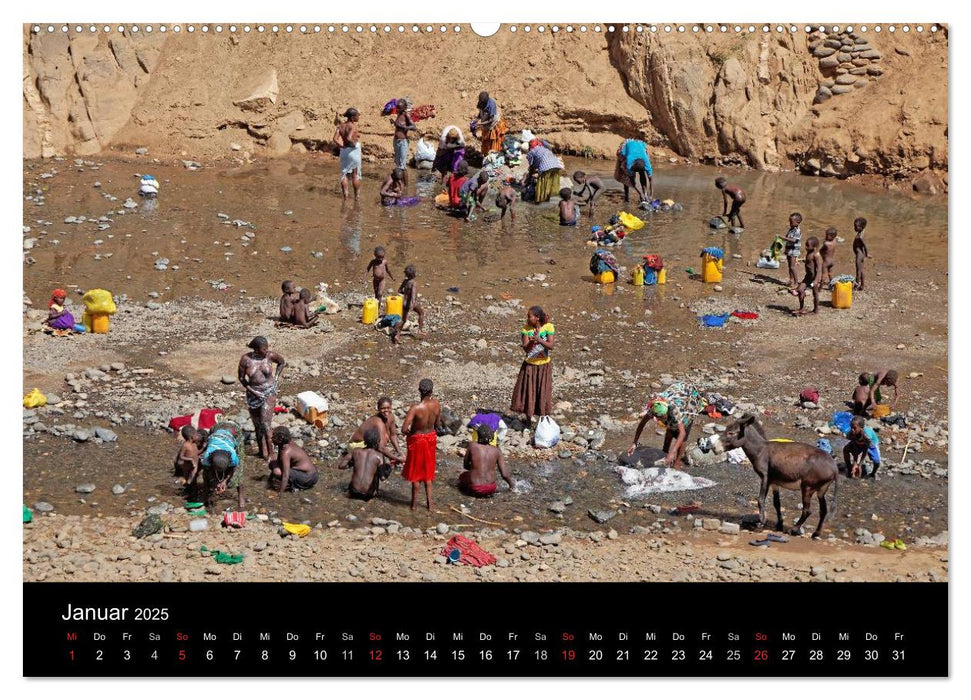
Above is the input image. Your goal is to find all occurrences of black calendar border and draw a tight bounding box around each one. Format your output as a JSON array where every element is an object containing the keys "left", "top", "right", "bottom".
[{"left": 24, "top": 582, "right": 948, "bottom": 678}]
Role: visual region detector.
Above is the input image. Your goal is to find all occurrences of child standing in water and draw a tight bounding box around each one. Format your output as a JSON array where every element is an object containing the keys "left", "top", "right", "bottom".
[
  {"left": 366, "top": 246, "right": 395, "bottom": 299},
  {"left": 558, "top": 188, "right": 579, "bottom": 226},
  {"left": 715, "top": 176, "right": 746, "bottom": 230},
  {"left": 820, "top": 227, "right": 838, "bottom": 286},
  {"left": 792, "top": 236, "right": 822, "bottom": 316},
  {"left": 393, "top": 264, "right": 425, "bottom": 343},
  {"left": 853, "top": 217, "right": 871, "bottom": 291},
  {"left": 784, "top": 212, "right": 803, "bottom": 288}
]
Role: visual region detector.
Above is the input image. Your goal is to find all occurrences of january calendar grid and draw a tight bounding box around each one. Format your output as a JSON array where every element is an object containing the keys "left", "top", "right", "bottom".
[{"left": 21, "top": 16, "right": 949, "bottom": 680}]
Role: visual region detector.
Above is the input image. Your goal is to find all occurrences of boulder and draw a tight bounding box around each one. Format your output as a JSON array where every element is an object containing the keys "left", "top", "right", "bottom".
[
  {"left": 812, "top": 88, "right": 832, "bottom": 105},
  {"left": 233, "top": 70, "right": 279, "bottom": 112},
  {"left": 912, "top": 171, "right": 943, "bottom": 195}
]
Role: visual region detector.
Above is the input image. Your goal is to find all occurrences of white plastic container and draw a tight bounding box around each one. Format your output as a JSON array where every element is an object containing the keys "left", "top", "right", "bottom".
[{"left": 189, "top": 519, "right": 208, "bottom": 532}]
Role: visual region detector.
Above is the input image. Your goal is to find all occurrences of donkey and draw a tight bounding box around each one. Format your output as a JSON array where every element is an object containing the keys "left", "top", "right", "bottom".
[{"left": 707, "top": 414, "right": 838, "bottom": 539}]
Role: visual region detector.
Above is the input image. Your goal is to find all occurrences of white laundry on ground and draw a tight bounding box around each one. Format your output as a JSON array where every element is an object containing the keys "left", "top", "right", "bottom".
[{"left": 614, "top": 466, "right": 716, "bottom": 499}]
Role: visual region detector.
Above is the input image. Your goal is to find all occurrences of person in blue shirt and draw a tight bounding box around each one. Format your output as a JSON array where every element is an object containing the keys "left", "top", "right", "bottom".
[{"left": 615, "top": 138, "right": 654, "bottom": 202}]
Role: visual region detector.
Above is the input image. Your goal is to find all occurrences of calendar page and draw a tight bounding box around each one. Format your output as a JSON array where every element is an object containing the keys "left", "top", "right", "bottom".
[{"left": 20, "top": 14, "right": 948, "bottom": 678}]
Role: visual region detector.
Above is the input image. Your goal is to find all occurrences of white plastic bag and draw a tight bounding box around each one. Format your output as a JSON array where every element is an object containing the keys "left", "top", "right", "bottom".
[
  {"left": 533, "top": 416, "right": 560, "bottom": 449},
  {"left": 416, "top": 137, "right": 436, "bottom": 162}
]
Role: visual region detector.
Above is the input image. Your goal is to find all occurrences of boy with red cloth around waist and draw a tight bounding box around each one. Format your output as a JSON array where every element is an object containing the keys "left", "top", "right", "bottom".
[{"left": 401, "top": 378, "right": 441, "bottom": 510}]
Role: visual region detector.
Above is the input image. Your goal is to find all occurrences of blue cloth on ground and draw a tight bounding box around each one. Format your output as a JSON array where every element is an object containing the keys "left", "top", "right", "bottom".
[
  {"left": 700, "top": 313, "right": 730, "bottom": 327},
  {"left": 830, "top": 411, "right": 853, "bottom": 435}
]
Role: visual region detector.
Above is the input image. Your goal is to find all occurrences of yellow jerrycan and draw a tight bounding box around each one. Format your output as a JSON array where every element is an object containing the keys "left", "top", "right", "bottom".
[
  {"left": 361, "top": 298, "right": 379, "bottom": 324},
  {"left": 385, "top": 294, "right": 404, "bottom": 317}
]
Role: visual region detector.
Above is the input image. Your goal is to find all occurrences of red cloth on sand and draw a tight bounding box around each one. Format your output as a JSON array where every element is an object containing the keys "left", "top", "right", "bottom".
[
  {"left": 403, "top": 432, "right": 437, "bottom": 482},
  {"left": 441, "top": 535, "right": 497, "bottom": 567},
  {"left": 410, "top": 104, "right": 436, "bottom": 121}
]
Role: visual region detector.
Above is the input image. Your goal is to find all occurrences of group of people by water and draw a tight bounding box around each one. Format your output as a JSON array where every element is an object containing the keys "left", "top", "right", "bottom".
[
  {"left": 39, "top": 91, "right": 893, "bottom": 521},
  {"left": 332, "top": 91, "right": 656, "bottom": 225}
]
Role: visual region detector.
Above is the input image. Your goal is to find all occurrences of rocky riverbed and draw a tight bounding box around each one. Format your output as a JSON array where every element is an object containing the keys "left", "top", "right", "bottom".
[
  {"left": 22, "top": 155, "right": 947, "bottom": 581},
  {"left": 23, "top": 514, "right": 947, "bottom": 584}
]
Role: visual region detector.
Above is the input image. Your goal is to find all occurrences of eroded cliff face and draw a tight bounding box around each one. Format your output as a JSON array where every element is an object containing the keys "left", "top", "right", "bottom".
[
  {"left": 608, "top": 26, "right": 947, "bottom": 186},
  {"left": 22, "top": 24, "right": 947, "bottom": 186}
]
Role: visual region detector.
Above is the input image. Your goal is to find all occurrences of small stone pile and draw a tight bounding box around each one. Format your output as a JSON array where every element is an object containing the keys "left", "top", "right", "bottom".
[{"left": 810, "top": 29, "right": 883, "bottom": 106}]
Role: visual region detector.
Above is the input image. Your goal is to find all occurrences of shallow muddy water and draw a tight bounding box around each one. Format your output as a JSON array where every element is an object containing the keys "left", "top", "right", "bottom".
[
  {"left": 23, "top": 155, "right": 948, "bottom": 540},
  {"left": 23, "top": 156, "right": 946, "bottom": 306}
]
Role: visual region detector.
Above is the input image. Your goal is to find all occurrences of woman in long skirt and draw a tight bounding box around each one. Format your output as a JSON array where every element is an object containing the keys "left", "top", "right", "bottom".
[{"left": 511, "top": 306, "right": 555, "bottom": 427}]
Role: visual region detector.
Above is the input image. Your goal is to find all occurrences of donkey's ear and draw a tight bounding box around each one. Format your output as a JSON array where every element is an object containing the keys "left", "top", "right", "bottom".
[{"left": 739, "top": 414, "right": 756, "bottom": 426}]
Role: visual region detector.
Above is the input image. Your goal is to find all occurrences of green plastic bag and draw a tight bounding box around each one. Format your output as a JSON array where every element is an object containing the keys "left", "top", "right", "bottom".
[{"left": 23, "top": 505, "right": 33, "bottom": 523}]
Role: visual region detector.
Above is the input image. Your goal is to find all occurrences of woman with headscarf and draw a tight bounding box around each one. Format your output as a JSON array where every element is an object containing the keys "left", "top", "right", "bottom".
[
  {"left": 615, "top": 138, "right": 654, "bottom": 203},
  {"left": 433, "top": 125, "right": 467, "bottom": 179},
  {"left": 237, "top": 336, "right": 286, "bottom": 460},
  {"left": 526, "top": 140, "right": 562, "bottom": 204},
  {"left": 334, "top": 108, "right": 362, "bottom": 199},
  {"left": 626, "top": 383, "right": 702, "bottom": 468},
  {"left": 472, "top": 91, "right": 508, "bottom": 156},
  {"left": 511, "top": 306, "right": 555, "bottom": 428}
]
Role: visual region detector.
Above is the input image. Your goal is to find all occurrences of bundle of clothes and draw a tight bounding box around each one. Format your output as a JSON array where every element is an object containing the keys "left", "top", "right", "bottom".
[
  {"left": 828, "top": 274, "right": 855, "bottom": 289},
  {"left": 589, "top": 248, "right": 620, "bottom": 277},
  {"left": 380, "top": 98, "right": 436, "bottom": 121},
  {"left": 650, "top": 382, "right": 736, "bottom": 423},
  {"left": 589, "top": 223, "right": 627, "bottom": 245},
  {"left": 639, "top": 198, "right": 680, "bottom": 213}
]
